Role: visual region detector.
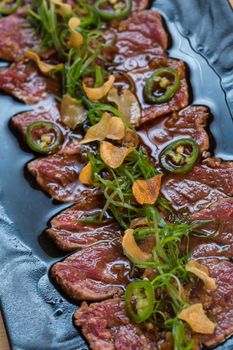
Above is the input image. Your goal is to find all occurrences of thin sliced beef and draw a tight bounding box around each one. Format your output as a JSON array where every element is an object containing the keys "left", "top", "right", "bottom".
[
  {"left": 47, "top": 192, "right": 122, "bottom": 251},
  {"left": 191, "top": 197, "right": 233, "bottom": 246},
  {"left": 192, "top": 242, "right": 233, "bottom": 260},
  {"left": 11, "top": 102, "right": 84, "bottom": 155},
  {"left": 115, "top": 10, "right": 167, "bottom": 54},
  {"left": 138, "top": 105, "right": 209, "bottom": 157},
  {"left": 0, "top": 2, "right": 148, "bottom": 63},
  {"left": 0, "top": 8, "right": 39, "bottom": 62},
  {"left": 27, "top": 154, "right": 97, "bottom": 202},
  {"left": 74, "top": 299, "right": 158, "bottom": 350},
  {"left": 188, "top": 198, "right": 233, "bottom": 259},
  {"left": 126, "top": 58, "right": 188, "bottom": 126},
  {"left": 161, "top": 159, "right": 233, "bottom": 213},
  {"left": 51, "top": 242, "right": 132, "bottom": 301},
  {"left": 193, "top": 258, "right": 233, "bottom": 347},
  {"left": 105, "top": 10, "right": 168, "bottom": 70},
  {"left": 12, "top": 102, "right": 61, "bottom": 133},
  {"left": 0, "top": 60, "right": 60, "bottom": 104}
]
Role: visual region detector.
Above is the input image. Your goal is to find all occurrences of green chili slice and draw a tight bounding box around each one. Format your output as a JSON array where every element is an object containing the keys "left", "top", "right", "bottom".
[
  {"left": 145, "top": 67, "right": 180, "bottom": 104},
  {"left": 0, "top": 0, "right": 23, "bottom": 15},
  {"left": 95, "top": 0, "right": 132, "bottom": 21},
  {"left": 125, "top": 280, "right": 155, "bottom": 323},
  {"left": 160, "top": 138, "right": 199, "bottom": 174},
  {"left": 26, "top": 121, "right": 62, "bottom": 154}
]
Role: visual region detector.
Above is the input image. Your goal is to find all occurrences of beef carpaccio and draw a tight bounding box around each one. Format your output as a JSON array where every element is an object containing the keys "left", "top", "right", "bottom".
[
  {"left": 161, "top": 158, "right": 233, "bottom": 213},
  {"left": 0, "top": 8, "right": 39, "bottom": 62},
  {"left": 74, "top": 299, "right": 159, "bottom": 350},
  {"left": 105, "top": 9, "right": 168, "bottom": 70},
  {"left": 127, "top": 57, "right": 189, "bottom": 125},
  {"left": 47, "top": 192, "right": 122, "bottom": 251},
  {"left": 0, "top": 59, "right": 60, "bottom": 104},
  {"left": 51, "top": 241, "right": 132, "bottom": 301},
  {"left": 11, "top": 101, "right": 85, "bottom": 155},
  {"left": 0, "top": 1, "right": 232, "bottom": 349},
  {"left": 139, "top": 105, "right": 210, "bottom": 156},
  {"left": 27, "top": 154, "right": 99, "bottom": 202}
]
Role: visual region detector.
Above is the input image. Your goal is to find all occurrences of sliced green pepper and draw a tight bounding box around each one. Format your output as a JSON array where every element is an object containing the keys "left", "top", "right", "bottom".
[
  {"left": 95, "top": 0, "right": 132, "bottom": 21},
  {"left": 125, "top": 280, "right": 155, "bottom": 323},
  {"left": 78, "top": 3, "right": 99, "bottom": 29},
  {"left": 160, "top": 138, "right": 199, "bottom": 174},
  {"left": 145, "top": 67, "right": 180, "bottom": 104},
  {"left": 0, "top": 0, "right": 23, "bottom": 15},
  {"left": 26, "top": 121, "right": 62, "bottom": 154}
]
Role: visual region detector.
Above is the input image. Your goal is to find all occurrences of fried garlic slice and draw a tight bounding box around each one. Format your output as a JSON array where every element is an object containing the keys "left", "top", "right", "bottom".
[
  {"left": 80, "top": 113, "right": 125, "bottom": 144},
  {"left": 60, "top": 94, "right": 87, "bottom": 129},
  {"left": 79, "top": 162, "right": 93, "bottom": 185},
  {"left": 122, "top": 128, "right": 139, "bottom": 148},
  {"left": 108, "top": 88, "right": 141, "bottom": 126},
  {"left": 122, "top": 229, "right": 152, "bottom": 263},
  {"left": 68, "top": 17, "right": 84, "bottom": 49},
  {"left": 81, "top": 113, "right": 111, "bottom": 144},
  {"left": 50, "top": 0, "right": 72, "bottom": 16},
  {"left": 25, "top": 51, "right": 64, "bottom": 75},
  {"left": 178, "top": 304, "right": 216, "bottom": 334},
  {"left": 130, "top": 217, "right": 149, "bottom": 229},
  {"left": 83, "top": 75, "right": 115, "bottom": 101},
  {"left": 132, "top": 174, "right": 163, "bottom": 205},
  {"left": 107, "top": 117, "right": 125, "bottom": 140},
  {"left": 100, "top": 141, "right": 135, "bottom": 169},
  {"left": 186, "top": 260, "right": 217, "bottom": 291}
]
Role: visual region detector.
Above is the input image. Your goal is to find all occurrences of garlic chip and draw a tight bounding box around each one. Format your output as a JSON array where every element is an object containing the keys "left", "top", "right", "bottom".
[
  {"left": 122, "top": 229, "right": 152, "bottom": 263},
  {"left": 178, "top": 304, "right": 216, "bottom": 334},
  {"left": 100, "top": 141, "right": 135, "bottom": 169},
  {"left": 123, "top": 128, "right": 139, "bottom": 148},
  {"left": 186, "top": 260, "right": 217, "bottom": 291},
  {"left": 81, "top": 113, "right": 111, "bottom": 144},
  {"left": 108, "top": 88, "right": 141, "bottom": 126},
  {"left": 50, "top": 0, "right": 72, "bottom": 16},
  {"left": 60, "top": 94, "right": 87, "bottom": 130},
  {"left": 132, "top": 174, "right": 163, "bottom": 205},
  {"left": 80, "top": 113, "right": 125, "bottom": 144},
  {"left": 79, "top": 162, "right": 93, "bottom": 185},
  {"left": 83, "top": 75, "right": 115, "bottom": 101},
  {"left": 68, "top": 17, "right": 84, "bottom": 49},
  {"left": 130, "top": 217, "right": 149, "bottom": 229},
  {"left": 106, "top": 116, "right": 125, "bottom": 140},
  {"left": 25, "top": 51, "right": 64, "bottom": 75},
  {"left": 69, "top": 17, "right": 81, "bottom": 31}
]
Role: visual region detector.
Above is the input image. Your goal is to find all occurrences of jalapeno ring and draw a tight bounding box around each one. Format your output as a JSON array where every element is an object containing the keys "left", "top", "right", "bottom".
[
  {"left": 0, "top": 0, "right": 23, "bottom": 15},
  {"left": 145, "top": 67, "right": 180, "bottom": 104},
  {"left": 125, "top": 280, "right": 155, "bottom": 323},
  {"left": 26, "top": 121, "right": 62, "bottom": 154},
  {"left": 95, "top": 0, "right": 132, "bottom": 21},
  {"left": 160, "top": 138, "right": 199, "bottom": 174}
]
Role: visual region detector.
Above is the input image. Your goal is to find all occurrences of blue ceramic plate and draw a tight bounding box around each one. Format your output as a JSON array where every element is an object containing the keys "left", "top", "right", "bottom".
[{"left": 0, "top": 1, "right": 232, "bottom": 349}]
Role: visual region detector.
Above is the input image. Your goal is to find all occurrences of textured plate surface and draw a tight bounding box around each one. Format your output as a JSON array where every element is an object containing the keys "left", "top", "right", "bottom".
[{"left": 0, "top": 0, "right": 233, "bottom": 349}]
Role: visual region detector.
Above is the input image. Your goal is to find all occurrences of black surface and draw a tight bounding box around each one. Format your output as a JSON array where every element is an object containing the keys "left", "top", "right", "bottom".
[{"left": 0, "top": 1, "right": 233, "bottom": 349}]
